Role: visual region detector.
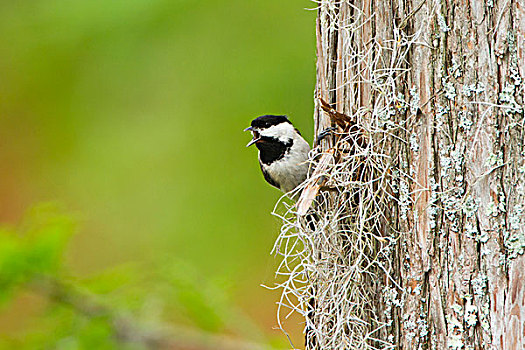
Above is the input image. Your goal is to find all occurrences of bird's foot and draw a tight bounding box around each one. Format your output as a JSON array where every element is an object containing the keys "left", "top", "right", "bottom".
[{"left": 315, "top": 127, "right": 337, "bottom": 146}]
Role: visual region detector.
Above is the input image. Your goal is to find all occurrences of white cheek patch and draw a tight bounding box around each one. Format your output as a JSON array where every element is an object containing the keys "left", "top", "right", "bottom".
[{"left": 260, "top": 123, "right": 296, "bottom": 142}]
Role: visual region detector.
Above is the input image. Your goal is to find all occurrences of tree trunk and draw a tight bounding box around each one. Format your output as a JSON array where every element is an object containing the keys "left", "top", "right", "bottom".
[{"left": 274, "top": 1, "right": 524, "bottom": 349}]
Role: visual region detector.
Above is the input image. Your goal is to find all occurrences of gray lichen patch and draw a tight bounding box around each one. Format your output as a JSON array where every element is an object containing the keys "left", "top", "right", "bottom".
[
  {"left": 461, "top": 83, "right": 485, "bottom": 98},
  {"left": 443, "top": 79, "right": 457, "bottom": 101},
  {"left": 463, "top": 298, "right": 478, "bottom": 327},
  {"left": 437, "top": 13, "right": 451, "bottom": 33},
  {"left": 446, "top": 303, "right": 465, "bottom": 350},
  {"left": 499, "top": 83, "right": 523, "bottom": 115},
  {"left": 504, "top": 204, "right": 525, "bottom": 258}
]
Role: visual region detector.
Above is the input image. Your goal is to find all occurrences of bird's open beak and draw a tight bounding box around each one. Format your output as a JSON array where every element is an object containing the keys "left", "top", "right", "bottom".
[{"left": 244, "top": 126, "right": 260, "bottom": 147}]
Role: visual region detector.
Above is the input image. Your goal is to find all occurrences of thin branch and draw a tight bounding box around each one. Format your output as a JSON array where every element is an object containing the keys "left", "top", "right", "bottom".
[{"left": 29, "top": 275, "right": 278, "bottom": 350}]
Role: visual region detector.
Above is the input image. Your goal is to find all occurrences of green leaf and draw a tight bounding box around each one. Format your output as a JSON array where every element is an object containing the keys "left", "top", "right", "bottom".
[{"left": 0, "top": 203, "right": 75, "bottom": 305}]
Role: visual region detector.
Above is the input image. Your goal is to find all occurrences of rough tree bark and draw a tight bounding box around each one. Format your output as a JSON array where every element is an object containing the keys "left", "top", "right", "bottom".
[{"left": 279, "top": 0, "right": 524, "bottom": 349}]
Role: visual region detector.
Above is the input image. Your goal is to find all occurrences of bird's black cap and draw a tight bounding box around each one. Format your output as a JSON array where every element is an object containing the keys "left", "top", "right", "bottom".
[{"left": 250, "top": 115, "right": 291, "bottom": 129}]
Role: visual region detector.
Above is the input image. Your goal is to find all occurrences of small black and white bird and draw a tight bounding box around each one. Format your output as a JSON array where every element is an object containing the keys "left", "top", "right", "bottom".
[{"left": 245, "top": 115, "right": 310, "bottom": 193}]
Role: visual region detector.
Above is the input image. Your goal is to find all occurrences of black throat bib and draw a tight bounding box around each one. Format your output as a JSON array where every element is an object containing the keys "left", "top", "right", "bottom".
[{"left": 256, "top": 136, "right": 293, "bottom": 165}]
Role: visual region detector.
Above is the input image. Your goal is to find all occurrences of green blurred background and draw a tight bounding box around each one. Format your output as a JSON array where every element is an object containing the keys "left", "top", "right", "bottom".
[{"left": 0, "top": 0, "right": 315, "bottom": 348}]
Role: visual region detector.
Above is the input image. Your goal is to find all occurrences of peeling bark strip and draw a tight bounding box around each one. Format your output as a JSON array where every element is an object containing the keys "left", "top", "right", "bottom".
[{"left": 272, "top": 1, "right": 524, "bottom": 349}]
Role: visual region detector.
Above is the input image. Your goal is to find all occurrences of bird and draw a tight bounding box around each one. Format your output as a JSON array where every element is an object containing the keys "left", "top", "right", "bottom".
[{"left": 245, "top": 115, "right": 311, "bottom": 193}]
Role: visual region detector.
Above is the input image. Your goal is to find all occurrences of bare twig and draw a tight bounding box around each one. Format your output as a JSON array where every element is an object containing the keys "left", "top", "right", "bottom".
[{"left": 29, "top": 275, "right": 278, "bottom": 350}]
